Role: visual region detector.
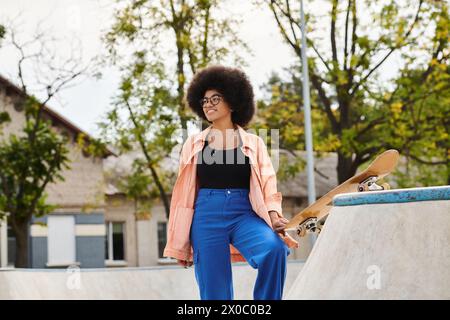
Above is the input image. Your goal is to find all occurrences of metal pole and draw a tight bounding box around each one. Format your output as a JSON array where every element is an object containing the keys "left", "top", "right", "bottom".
[
  {"left": 300, "top": 0, "right": 318, "bottom": 249},
  {"left": 300, "top": 0, "right": 316, "bottom": 205},
  {"left": 0, "top": 216, "right": 7, "bottom": 268}
]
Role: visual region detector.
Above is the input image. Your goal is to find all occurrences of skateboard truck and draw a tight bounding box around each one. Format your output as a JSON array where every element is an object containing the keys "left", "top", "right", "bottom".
[
  {"left": 297, "top": 217, "right": 322, "bottom": 237},
  {"left": 358, "top": 176, "right": 390, "bottom": 192}
]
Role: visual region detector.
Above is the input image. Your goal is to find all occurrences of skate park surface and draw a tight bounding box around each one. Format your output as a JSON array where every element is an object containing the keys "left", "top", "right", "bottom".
[
  {"left": 1, "top": 186, "right": 449, "bottom": 299},
  {"left": 0, "top": 260, "right": 304, "bottom": 299},
  {"left": 286, "top": 185, "right": 450, "bottom": 299}
]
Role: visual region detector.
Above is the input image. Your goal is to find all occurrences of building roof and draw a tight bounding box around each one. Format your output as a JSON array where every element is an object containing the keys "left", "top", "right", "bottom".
[
  {"left": 0, "top": 74, "right": 115, "bottom": 158},
  {"left": 277, "top": 150, "right": 338, "bottom": 198}
]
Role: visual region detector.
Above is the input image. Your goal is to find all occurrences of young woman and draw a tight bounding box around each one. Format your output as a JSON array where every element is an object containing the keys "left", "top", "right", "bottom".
[{"left": 163, "top": 65, "right": 299, "bottom": 300}]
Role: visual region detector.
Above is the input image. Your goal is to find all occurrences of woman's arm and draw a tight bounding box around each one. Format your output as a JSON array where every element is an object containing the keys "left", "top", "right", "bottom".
[
  {"left": 269, "top": 210, "right": 289, "bottom": 236},
  {"left": 256, "top": 136, "right": 284, "bottom": 217},
  {"left": 176, "top": 136, "right": 192, "bottom": 177},
  {"left": 257, "top": 136, "right": 299, "bottom": 248}
]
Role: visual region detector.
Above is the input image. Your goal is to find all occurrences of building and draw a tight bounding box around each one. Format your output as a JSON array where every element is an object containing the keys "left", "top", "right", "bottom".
[
  {"left": 102, "top": 149, "right": 179, "bottom": 267},
  {"left": 0, "top": 74, "right": 114, "bottom": 268}
]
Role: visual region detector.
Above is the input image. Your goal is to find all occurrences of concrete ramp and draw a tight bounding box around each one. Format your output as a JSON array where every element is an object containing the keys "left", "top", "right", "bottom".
[
  {"left": 0, "top": 260, "right": 303, "bottom": 299},
  {"left": 286, "top": 186, "right": 450, "bottom": 299}
]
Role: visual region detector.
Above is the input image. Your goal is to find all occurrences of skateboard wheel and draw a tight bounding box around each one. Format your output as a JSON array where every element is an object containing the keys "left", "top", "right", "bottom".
[
  {"left": 296, "top": 226, "right": 306, "bottom": 237},
  {"left": 381, "top": 183, "right": 390, "bottom": 190}
]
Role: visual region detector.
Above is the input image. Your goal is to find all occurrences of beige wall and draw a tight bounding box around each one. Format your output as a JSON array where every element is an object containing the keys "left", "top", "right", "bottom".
[
  {"left": 105, "top": 194, "right": 138, "bottom": 266},
  {"left": 45, "top": 146, "right": 105, "bottom": 211},
  {"left": 136, "top": 204, "right": 168, "bottom": 266},
  {"left": 104, "top": 194, "right": 170, "bottom": 267}
]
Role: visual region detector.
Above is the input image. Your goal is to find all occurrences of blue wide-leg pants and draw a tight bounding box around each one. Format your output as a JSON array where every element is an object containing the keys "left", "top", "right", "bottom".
[{"left": 190, "top": 188, "right": 290, "bottom": 300}]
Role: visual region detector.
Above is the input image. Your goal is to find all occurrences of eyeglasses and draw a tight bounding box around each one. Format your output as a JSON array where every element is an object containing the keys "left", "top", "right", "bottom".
[{"left": 200, "top": 94, "right": 223, "bottom": 108}]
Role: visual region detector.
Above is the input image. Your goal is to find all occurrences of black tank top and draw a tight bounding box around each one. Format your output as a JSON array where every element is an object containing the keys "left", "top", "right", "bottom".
[{"left": 196, "top": 136, "right": 251, "bottom": 189}]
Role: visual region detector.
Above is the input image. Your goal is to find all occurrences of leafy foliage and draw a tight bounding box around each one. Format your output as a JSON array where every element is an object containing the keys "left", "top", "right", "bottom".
[
  {"left": 0, "top": 98, "right": 70, "bottom": 221},
  {"left": 260, "top": 0, "right": 449, "bottom": 185}
]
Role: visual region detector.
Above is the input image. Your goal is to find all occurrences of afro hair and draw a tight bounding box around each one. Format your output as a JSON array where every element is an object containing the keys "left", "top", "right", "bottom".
[{"left": 186, "top": 65, "right": 255, "bottom": 128}]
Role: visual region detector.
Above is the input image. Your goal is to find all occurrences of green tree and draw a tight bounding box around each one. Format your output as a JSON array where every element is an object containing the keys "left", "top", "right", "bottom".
[
  {"left": 254, "top": 67, "right": 337, "bottom": 182},
  {"left": 102, "top": 0, "right": 251, "bottom": 219},
  {"left": 99, "top": 53, "right": 179, "bottom": 219},
  {"left": 104, "top": 0, "right": 250, "bottom": 138},
  {"left": 386, "top": 68, "right": 450, "bottom": 186},
  {"left": 261, "top": 0, "right": 449, "bottom": 184},
  {"left": 358, "top": 4, "right": 450, "bottom": 186},
  {"left": 0, "top": 105, "right": 70, "bottom": 268},
  {"left": 0, "top": 25, "right": 93, "bottom": 267},
  {"left": 0, "top": 24, "right": 4, "bottom": 43}
]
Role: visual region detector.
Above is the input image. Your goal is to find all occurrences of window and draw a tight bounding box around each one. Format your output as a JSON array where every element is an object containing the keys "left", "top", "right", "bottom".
[
  {"left": 7, "top": 223, "right": 15, "bottom": 267},
  {"left": 157, "top": 222, "right": 167, "bottom": 259},
  {"left": 47, "top": 216, "right": 76, "bottom": 266},
  {"left": 105, "top": 222, "right": 125, "bottom": 261}
]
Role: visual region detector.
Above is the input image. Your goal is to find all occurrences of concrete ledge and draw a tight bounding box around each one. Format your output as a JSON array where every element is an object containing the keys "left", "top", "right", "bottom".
[
  {"left": 46, "top": 262, "right": 81, "bottom": 268},
  {"left": 287, "top": 199, "right": 450, "bottom": 299},
  {"left": 105, "top": 260, "right": 128, "bottom": 267},
  {"left": 333, "top": 185, "right": 450, "bottom": 206},
  {"left": 0, "top": 260, "right": 304, "bottom": 300}
]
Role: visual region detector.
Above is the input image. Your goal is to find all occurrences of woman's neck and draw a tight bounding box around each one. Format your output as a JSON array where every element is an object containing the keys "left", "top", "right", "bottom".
[
  {"left": 211, "top": 121, "right": 236, "bottom": 132},
  {"left": 208, "top": 122, "right": 239, "bottom": 148}
]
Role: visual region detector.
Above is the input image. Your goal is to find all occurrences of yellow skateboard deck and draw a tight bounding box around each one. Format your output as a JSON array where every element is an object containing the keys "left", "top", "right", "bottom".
[{"left": 285, "top": 150, "right": 400, "bottom": 237}]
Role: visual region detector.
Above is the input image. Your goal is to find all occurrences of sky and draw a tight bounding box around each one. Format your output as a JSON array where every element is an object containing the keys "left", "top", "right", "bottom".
[
  {"left": 0, "top": 0, "right": 409, "bottom": 139},
  {"left": 0, "top": 0, "right": 299, "bottom": 137}
]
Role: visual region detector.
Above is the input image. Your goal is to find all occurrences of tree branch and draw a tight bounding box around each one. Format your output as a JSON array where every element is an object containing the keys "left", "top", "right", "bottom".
[
  {"left": 310, "top": 73, "right": 339, "bottom": 133},
  {"left": 270, "top": 0, "right": 299, "bottom": 55},
  {"left": 356, "top": 116, "right": 386, "bottom": 138},
  {"left": 285, "top": 0, "right": 299, "bottom": 47},
  {"left": 350, "top": 0, "right": 424, "bottom": 96},
  {"left": 343, "top": 0, "right": 352, "bottom": 71},
  {"left": 269, "top": 0, "right": 332, "bottom": 73},
  {"left": 330, "top": 0, "right": 339, "bottom": 76},
  {"left": 408, "top": 154, "right": 447, "bottom": 165}
]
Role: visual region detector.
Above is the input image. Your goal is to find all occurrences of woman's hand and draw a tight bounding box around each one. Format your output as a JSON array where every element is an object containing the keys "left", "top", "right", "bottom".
[
  {"left": 269, "top": 210, "right": 289, "bottom": 236},
  {"left": 177, "top": 259, "right": 193, "bottom": 268}
]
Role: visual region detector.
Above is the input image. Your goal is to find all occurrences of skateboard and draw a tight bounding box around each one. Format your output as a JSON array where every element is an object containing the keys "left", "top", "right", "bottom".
[{"left": 285, "top": 149, "right": 400, "bottom": 237}]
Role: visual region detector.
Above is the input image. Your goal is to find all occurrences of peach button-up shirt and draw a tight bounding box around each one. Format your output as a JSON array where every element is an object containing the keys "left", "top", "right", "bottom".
[{"left": 163, "top": 124, "right": 299, "bottom": 263}]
